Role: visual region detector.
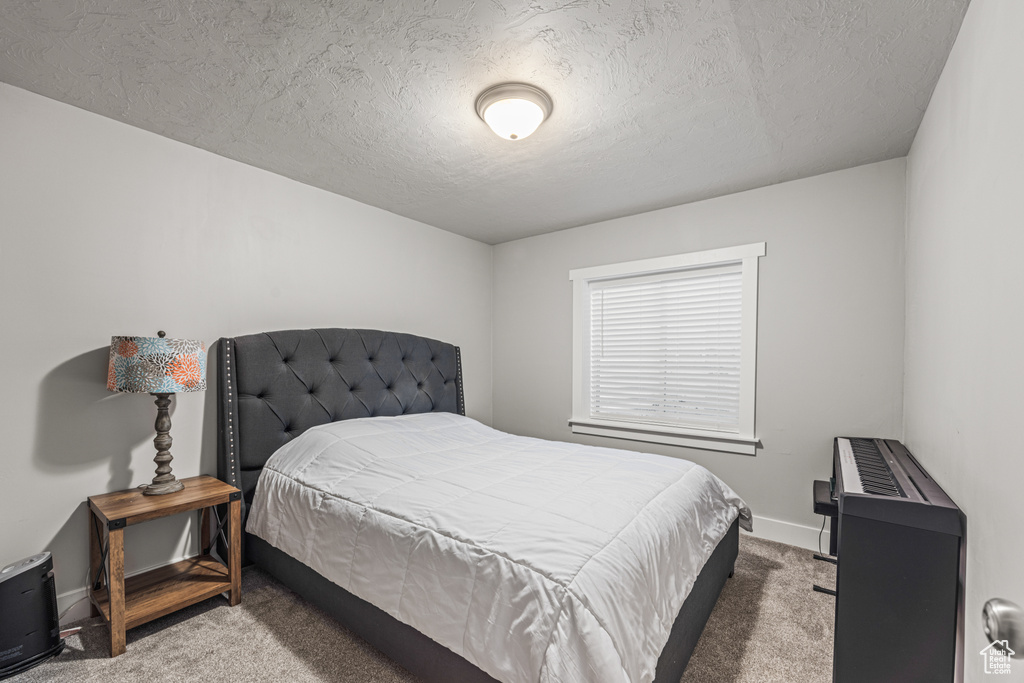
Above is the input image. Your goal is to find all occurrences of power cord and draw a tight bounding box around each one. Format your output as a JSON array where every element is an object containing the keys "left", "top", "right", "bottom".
[{"left": 58, "top": 595, "right": 90, "bottom": 623}]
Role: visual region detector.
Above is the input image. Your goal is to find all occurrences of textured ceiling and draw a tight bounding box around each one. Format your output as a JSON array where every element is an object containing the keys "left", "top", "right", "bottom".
[{"left": 0, "top": 0, "right": 969, "bottom": 244}]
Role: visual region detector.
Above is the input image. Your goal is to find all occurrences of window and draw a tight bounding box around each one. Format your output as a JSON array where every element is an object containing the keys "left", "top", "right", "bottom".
[{"left": 570, "top": 242, "right": 764, "bottom": 455}]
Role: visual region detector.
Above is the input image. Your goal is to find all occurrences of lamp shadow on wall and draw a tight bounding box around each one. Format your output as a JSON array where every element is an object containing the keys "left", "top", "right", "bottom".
[
  {"left": 32, "top": 347, "right": 166, "bottom": 491},
  {"left": 198, "top": 340, "right": 221, "bottom": 479},
  {"left": 32, "top": 347, "right": 178, "bottom": 608}
]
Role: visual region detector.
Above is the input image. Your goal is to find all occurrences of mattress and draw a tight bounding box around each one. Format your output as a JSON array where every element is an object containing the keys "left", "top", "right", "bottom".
[{"left": 246, "top": 412, "right": 751, "bottom": 683}]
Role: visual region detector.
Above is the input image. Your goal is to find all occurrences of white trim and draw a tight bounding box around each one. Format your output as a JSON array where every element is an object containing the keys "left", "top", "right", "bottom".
[
  {"left": 570, "top": 242, "right": 765, "bottom": 454},
  {"left": 57, "top": 586, "right": 92, "bottom": 626},
  {"left": 571, "top": 276, "right": 588, "bottom": 430},
  {"left": 569, "top": 242, "right": 766, "bottom": 282},
  {"left": 744, "top": 514, "right": 831, "bottom": 552},
  {"left": 739, "top": 254, "right": 759, "bottom": 436},
  {"left": 569, "top": 417, "right": 758, "bottom": 455}
]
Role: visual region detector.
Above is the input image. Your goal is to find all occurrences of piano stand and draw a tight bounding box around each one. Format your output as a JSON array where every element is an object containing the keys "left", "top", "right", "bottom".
[
  {"left": 812, "top": 481, "right": 839, "bottom": 598},
  {"left": 813, "top": 479, "right": 838, "bottom": 556}
]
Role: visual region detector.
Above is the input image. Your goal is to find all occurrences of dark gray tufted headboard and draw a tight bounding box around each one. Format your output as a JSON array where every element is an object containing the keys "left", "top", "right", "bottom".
[{"left": 217, "top": 329, "right": 465, "bottom": 523}]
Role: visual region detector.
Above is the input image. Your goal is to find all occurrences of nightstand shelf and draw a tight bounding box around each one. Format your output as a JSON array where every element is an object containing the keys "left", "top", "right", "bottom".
[
  {"left": 87, "top": 475, "right": 241, "bottom": 657},
  {"left": 89, "top": 555, "right": 232, "bottom": 630}
]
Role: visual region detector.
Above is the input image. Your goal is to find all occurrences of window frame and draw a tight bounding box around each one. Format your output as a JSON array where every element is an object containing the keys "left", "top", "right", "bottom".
[{"left": 569, "top": 242, "right": 765, "bottom": 455}]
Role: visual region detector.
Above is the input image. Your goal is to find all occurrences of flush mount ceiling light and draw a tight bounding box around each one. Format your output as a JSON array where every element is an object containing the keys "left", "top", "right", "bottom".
[{"left": 475, "top": 83, "right": 553, "bottom": 141}]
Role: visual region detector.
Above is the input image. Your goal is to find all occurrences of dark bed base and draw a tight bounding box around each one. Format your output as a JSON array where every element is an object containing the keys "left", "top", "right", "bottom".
[
  {"left": 218, "top": 329, "right": 740, "bottom": 682},
  {"left": 247, "top": 519, "right": 739, "bottom": 683}
]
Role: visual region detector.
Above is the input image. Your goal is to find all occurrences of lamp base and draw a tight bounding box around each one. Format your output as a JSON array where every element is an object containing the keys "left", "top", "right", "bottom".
[
  {"left": 144, "top": 393, "right": 185, "bottom": 496},
  {"left": 142, "top": 479, "right": 185, "bottom": 496}
]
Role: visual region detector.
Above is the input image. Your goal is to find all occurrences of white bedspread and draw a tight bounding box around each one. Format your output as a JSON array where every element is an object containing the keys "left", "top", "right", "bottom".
[{"left": 247, "top": 412, "right": 751, "bottom": 683}]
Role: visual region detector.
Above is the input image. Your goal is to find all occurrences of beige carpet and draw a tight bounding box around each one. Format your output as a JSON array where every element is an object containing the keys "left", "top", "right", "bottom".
[
  {"left": 679, "top": 535, "right": 836, "bottom": 683},
  {"left": 13, "top": 534, "right": 836, "bottom": 683}
]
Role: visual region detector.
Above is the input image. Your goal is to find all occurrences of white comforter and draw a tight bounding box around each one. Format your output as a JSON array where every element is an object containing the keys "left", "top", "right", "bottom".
[{"left": 247, "top": 412, "right": 751, "bottom": 683}]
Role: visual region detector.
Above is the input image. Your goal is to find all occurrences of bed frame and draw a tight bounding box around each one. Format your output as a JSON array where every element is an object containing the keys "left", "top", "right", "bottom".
[{"left": 216, "top": 328, "right": 738, "bottom": 682}]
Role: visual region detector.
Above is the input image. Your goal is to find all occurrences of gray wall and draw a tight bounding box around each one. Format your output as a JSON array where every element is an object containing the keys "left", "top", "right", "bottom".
[
  {"left": 904, "top": 0, "right": 1024, "bottom": 677},
  {"left": 493, "top": 159, "right": 907, "bottom": 547},
  {"left": 0, "top": 83, "right": 493, "bottom": 613}
]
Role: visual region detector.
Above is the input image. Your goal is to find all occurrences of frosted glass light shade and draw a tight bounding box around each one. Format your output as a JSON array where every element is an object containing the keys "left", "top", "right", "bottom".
[
  {"left": 483, "top": 98, "right": 544, "bottom": 140},
  {"left": 476, "top": 83, "right": 552, "bottom": 141}
]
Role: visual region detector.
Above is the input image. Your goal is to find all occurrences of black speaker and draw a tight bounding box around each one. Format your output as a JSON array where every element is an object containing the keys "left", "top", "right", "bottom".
[{"left": 0, "top": 552, "right": 65, "bottom": 680}]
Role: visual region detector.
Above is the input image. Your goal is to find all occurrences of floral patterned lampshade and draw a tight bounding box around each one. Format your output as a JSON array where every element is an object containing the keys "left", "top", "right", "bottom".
[{"left": 107, "top": 335, "right": 207, "bottom": 394}]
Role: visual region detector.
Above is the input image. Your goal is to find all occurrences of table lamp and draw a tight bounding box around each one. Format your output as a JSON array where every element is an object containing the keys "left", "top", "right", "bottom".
[{"left": 106, "top": 331, "right": 206, "bottom": 495}]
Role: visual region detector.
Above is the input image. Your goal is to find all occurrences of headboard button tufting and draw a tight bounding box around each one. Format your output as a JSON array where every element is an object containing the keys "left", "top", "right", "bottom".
[{"left": 218, "top": 329, "right": 464, "bottom": 530}]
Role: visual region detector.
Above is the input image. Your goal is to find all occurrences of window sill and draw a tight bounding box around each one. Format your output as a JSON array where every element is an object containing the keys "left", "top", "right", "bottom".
[{"left": 568, "top": 418, "right": 759, "bottom": 456}]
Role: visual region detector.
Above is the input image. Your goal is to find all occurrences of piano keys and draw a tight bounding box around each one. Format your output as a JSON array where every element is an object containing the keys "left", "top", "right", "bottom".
[{"left": 816, "top": 437, "right": 966, "bottom": 683}]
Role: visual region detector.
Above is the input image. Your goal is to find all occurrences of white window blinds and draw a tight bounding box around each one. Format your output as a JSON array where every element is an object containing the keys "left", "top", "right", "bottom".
[
  {"left": 589, "top": 263, "right": 743, "bottom": 433},
  {"left": 570, "top": 242, "right": 763, "bottom": 455}
]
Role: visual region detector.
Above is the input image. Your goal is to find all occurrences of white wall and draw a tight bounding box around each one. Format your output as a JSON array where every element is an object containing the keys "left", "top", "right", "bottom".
[
  {"left": 0, "top": 83, "right": 493, "bottom": 617},
  {"left": 904, "top": 0, "right": 1024, "bottom": 679},
  {"left": 11, "top": 21, "right": 1015, "bottom": 665},
  {"left": 493, "top": 159, "right": 907, "bottom": 549}
]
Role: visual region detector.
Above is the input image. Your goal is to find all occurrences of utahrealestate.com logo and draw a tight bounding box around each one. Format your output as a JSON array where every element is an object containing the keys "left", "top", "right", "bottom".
[{"left": 980, "top": 640, "right": 1015, "bottom": 675}]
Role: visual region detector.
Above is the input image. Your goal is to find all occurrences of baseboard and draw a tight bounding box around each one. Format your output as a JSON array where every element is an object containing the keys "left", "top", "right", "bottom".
[
  {"left": 57, "top": 586, "right": 92, "bottom": 626},
  {"left": 744, "top": 514, "right": 830, "bottom": 553}
]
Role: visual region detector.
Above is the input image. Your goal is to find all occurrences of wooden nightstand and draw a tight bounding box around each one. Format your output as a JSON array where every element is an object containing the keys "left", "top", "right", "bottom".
[{"left": 87, "top": 475, "right": 241, "bottom": 657}]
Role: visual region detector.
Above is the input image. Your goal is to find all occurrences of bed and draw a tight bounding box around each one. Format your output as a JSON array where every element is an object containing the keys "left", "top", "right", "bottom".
[{"left": 216, "top": 328, "right": 749, "bottom": 683}]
